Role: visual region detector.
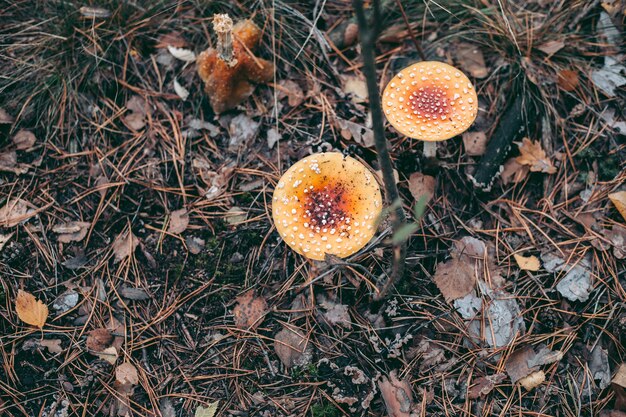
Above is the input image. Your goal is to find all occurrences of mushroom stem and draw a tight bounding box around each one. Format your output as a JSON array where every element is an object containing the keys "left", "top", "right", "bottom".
[
  {"left": 423, "top": 141, "right": 437, "bottom": 159},
  {"left": 213, "top": 14, "right": 237, "bottom": 67},
  {"left": 353, "top": 0, "right": 407, "bottom": 300}
]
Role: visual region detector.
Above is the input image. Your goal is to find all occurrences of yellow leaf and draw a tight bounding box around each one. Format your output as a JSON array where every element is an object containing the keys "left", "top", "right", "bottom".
[
  {"left": 514, "top": 254, "right": 541, "bottom": 271},
  {"left": 15, "top": 290, "right": 48, "bottom": 328},
  {"left": 195, "top": 401, "right": 219, "bottom": 417},
  {"left": 516, "top": 138, "right": 556, "bottom": 174},
  {"left": 609, "top": 191, "right": 626, "bottom": 222}
]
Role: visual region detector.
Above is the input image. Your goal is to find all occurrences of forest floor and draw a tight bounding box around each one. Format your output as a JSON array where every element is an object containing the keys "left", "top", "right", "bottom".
[{"left": 0, "top": 1, "right": 625, "bottom": 416}]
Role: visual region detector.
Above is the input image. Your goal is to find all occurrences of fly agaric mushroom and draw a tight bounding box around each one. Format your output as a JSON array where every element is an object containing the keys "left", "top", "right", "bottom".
[
  {"left": 197, "top": 14, "right": 274, "bottom": 113},
  {"left": 382, "top": 61, "right": 478, "bottom": 158},
  {"left": 272, "top": 152, "right": 382, "bottom": 260}
]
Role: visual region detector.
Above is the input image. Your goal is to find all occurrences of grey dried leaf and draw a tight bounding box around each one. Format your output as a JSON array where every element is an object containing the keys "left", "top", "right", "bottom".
[
  {"left": 319, "top": 299, "right": 351, "bottom": 328},
  {"left": 53, "top": 221, "right": 90, "bottom": 243},
  {"left": 590, "top": 345, "right": 611, "bottom": 389},
  {"left": 79, "top": 6, "right": 111, "bottom": 18},
  {"left": 267, "top": 128, "right": 281, "bottom": 149},
  {"left": 228, "top": 114, "right": 260, "bottom": 151},
  {"left": 52, "top": 290, "right": 79, "bottom": 312},
  {"left": 274, "top": 327, "right": 312, "bottom": 368},
  {"left": 119, "top": 287, "right": 150, "bottom": 301}
]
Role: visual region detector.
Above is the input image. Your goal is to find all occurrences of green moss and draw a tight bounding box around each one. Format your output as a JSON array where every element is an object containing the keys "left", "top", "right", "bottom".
[{"left": 310, "top": 402, "right": 340, "bottom": 417}]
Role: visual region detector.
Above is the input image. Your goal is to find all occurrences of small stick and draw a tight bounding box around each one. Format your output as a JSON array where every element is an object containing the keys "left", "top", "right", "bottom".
[
  {"left": 353, "top": 0, "right": 407, "bottom": 300},
  {"left": 213, "top": 14, "right": 238, "bottom": 67},
  {"left": 468, "top": 94, "right": 529, "bottom": 191}
]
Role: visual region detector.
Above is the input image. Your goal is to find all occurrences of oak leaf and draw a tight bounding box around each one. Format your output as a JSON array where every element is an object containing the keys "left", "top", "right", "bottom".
[{"left": 516, "top": 138, "right": 556, "bottom": 174}]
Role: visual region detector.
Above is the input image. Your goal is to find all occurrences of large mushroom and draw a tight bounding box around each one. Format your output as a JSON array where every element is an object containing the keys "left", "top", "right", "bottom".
[
  {"left": 382, "top": 61, "right": 478, "bottom": 158},
  {"left": 272, "top": 152, "right": 382, "bottom": 260}
]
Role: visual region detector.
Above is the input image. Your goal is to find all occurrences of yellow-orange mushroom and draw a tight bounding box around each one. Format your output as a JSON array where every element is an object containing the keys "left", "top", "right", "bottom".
[
  {"left": 382, "top": 61, "right": 478, "bottom": 142},
  {"left": 272, "top": 152, "right": 382, "bottom": 260}
]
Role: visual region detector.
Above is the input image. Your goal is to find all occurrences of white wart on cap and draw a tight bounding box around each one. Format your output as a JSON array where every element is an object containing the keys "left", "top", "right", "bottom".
[
  {"left": 272, "top": 152, "right": 382, "bottom": 261},
  {"left": 382, "top": 61, "right": 478, "bottom": 142}
]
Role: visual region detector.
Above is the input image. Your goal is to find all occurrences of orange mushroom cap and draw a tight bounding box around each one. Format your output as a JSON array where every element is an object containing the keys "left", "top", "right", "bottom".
[
  {"left": 382, "top": 61, "right": 478, "bottom": 141},
  {"left": 272, "top": 152, "right": 382, "bottom": 261}
]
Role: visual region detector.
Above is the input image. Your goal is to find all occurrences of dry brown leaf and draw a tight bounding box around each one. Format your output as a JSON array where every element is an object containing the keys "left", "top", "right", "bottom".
[
  {"left": 516, "top": 138, "right": 557, "bottom": 174},
  {"left": 468, "top": 373, "right": 506, "bottom": 399},
  {"left": 155, "top": 32, "right": 188, "bottom": 49},
  {"left": 558, "top": 70, "right": 580, "bottom": 91},
  {"left": 506, "top": 346, "right": 535, "bottom": 382},
  {"left": 501, "top": 158, "right": 530, "bottom": 185},
  {"left": 278, "top": 80, "right": 305, "bottom": 107},
  {"left": 514, "top": 254, "right": 540, "bottom": 271},
  {"left": 456, "top": 43, "right": 488, "bottom": 78},
  {"left": 0, "top": 232, "right": 13, "bottom": 252},
  {"left": 462, "top": 131, "right": 488, "bottom": 156},
  {"left": 168, "top": 208, "right": 189, "bottom": 234},
  {"left": 116, "top": 362, "right": 139, "bottom": 385},
  {"left": 519, "top": 370, "right": 546, "bottom": 390},
  {"left": 123, "top": 112, "right": 146, "bottom": 131},
  {"left": 40, "top": 339, "right": 63, "bottom": 354},
  {"left": 0, "top": 151, "right": 30, "bottom": 175},
  {"left": 337, "top": 118, "right": 374, "bottom": 148},
  {"left": 53, "top": 221, "right": 90, "bottom": 243},
  {"left": 87, "top": 328, "right": 114, "bottom": 352},
  {"left": 12, "top": 129, "right": 36, "bottom": 150},
  {"left": 15, "top": 289, "right": 48, "bottom": 328},
  {"left": 274, "top": 327, "right": 312, "bottom": 368},
  {"left": 233, "top": 291, "right": 268, "bottom": 330},
  {"left": 537, "top": 40, "right": 565, "bottom": 55},
  {"left": 0, "top": 108, "right": 14, "bottom": 124},
  {"left": 408, "top": 172, "right": 436, "bottom": 205},
  {"left": 0, "top": 198, "right": 37, "bottom": 227},
  {"left": 613, "top": 364, "right": 626, "bottom": 411},
  {"left": 432, "top": 257, "right": 476, "bottom": 302},
  {"left": 413, "top": 339, "right": 445, "bottom": 371},
  {"left": 112, "top": 229, "right": 139, "bottom": 263},
  {"left": 614, "top": 364, "right": 626, "bottom": 388},
  {"left": 342, "top": 75, "right": 368, "bottom": 103},
  {"left": 98, "top": 346, "right": 118, "bottom": 365},
  {"left": 505, "top": 345, "right": 562, "bottom": 387},
  {"left": 378, "top": 371, "right": 414, "bottom": 417},
  {"left": 609, "top": 191, "right": 626, "bottom": 222}
]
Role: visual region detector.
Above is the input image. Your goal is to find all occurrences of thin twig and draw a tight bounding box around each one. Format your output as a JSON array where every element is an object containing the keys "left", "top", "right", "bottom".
[{"left": 353, "top": 0, "right": 407, "bottom": 300}]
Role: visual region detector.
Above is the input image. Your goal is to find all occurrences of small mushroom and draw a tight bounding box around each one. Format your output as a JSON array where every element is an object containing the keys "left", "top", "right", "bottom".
[
  {"left": 272, "top": 152, "right": 382, "bottom": 260},
  {"left": 382, "top": 61, "right": 478, "bottom": 158}
]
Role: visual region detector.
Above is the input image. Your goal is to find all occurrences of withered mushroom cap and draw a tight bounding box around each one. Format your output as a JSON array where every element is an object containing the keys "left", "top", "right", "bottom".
[
  {"left": 382, "top": 61, "right": 478, "bottom": 142},
  {"left": 272, "top": 152, "right": 382, "bottom": 261}
]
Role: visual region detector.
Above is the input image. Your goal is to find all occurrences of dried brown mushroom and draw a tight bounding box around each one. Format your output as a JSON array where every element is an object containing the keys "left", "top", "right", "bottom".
[{"left": 197, "top": 15, "right": 274, "bottom": 113}]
